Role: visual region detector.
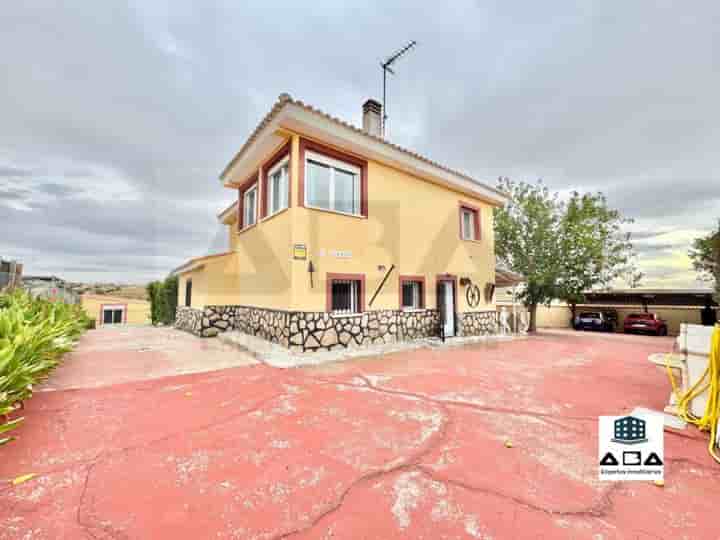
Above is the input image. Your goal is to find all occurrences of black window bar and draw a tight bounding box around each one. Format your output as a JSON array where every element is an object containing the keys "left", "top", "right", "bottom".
[{"left": 331, "top": 280, "right": 359, "bottom": 314}]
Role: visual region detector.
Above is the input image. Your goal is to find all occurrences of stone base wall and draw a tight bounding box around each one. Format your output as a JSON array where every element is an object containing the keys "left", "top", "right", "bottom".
[
  {"left": 398, "top": 310, "right": 441, "bottom": 341},
  {"left": 458, "top": 310, "right": 498, "bottom": 336},
  {"left": 232, "top": 306, "right": 288, "bottom": 345},
  {"left": 175, "top": 305, "right": 288, "bottom": 340},
  {"left": 176, "top": 304, "right": 496, "bottom": 350},
  {"left": 175, "top": 306, "right": 203, "bottom": 336}
]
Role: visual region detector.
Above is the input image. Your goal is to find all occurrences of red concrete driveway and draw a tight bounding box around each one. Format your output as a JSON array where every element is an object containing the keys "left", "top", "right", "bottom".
[{"left": 1, "top": 328, "right": 718, "bottom": 539}]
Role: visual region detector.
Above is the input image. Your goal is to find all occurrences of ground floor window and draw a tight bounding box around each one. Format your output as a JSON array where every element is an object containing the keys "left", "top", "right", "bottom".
[
  {"left": 102, "top": 306, "right": 125, "bottom": 325},
  {"left": 400, "top": 276, "right": 425, "bottom": 309},
  {"left": 327, "top": 273, "right": 364, "bottom": 314}
]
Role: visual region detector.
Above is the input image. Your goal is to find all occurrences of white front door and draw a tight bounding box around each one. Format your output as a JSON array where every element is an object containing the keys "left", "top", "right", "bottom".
[{"left": 442, "top": 281, "right": 455, "bottom": 337}]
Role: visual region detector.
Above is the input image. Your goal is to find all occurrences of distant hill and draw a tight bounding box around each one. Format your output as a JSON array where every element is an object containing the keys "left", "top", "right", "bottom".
[{"left": 67, "top": 282, "right": 149, "bottom": 301}]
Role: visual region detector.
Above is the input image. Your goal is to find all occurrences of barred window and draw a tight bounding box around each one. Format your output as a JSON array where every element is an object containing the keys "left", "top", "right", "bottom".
[
  {"left": 331, "top": 279, "right": 361, "bottom": 314},
  {"left": 401, "top": 281, "right": 423, "bottom": 309}
]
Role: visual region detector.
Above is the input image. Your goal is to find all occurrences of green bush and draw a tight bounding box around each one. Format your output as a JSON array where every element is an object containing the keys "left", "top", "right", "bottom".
[
  {"left": 0, "top": 291, "right": 87, "bottom": 446},
  {"left": 147, "top": 276, "right": 178, "bottom": 325}
]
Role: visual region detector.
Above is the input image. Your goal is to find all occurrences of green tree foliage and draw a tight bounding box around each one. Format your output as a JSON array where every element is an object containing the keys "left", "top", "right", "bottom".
[
  {"left": 557, "top": 191, "right": 641, "bottom": 319},
  {"left": 147, "top": 276, "right": 178, "bottom": 325},
  {"left": 494, "top": 178, "right": 640, "bottom": 331},
  {"left": 689, "top": 220, "right": 720, "bottom": 304},
  {"left": 0, "top": 291, "right": 88, "bottom": 446}
]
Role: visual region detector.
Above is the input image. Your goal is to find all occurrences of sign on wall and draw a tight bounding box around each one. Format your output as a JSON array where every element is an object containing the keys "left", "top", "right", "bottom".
[{"left": 293, "top": 244, "right": 307, "bottom": 260}]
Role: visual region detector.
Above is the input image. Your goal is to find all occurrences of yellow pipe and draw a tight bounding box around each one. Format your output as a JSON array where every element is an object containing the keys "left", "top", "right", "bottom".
[{"left": 666, "top": 324, "right": 720, "bottom": 463}]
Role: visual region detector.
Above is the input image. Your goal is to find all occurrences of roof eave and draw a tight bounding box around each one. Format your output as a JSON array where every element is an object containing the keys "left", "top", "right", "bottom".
[
  {"left": 217, "top": 201, "right": 238, "bottom": 223},
  {"left": 219, "top": 94, "right": 510, "bottom": 207}
]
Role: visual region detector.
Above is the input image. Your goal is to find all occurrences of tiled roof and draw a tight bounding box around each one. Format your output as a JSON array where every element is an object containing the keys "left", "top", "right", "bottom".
[
  {"left": 216, "top": 199, "right": 237, "bottom": 220},
  {"left": 495, "top": 266, "right": 525, "bottom": 287},
  {"left": 170, "top": 251, "right": 234, "bottom": 277},
  {"left": 220, "top": 93, "right": 507, "bottom": 200}
]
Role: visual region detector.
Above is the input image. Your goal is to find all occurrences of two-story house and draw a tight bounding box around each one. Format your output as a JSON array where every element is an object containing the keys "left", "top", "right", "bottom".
[{"left": 173, "top": 94, "right": 512, "bottom": 352}]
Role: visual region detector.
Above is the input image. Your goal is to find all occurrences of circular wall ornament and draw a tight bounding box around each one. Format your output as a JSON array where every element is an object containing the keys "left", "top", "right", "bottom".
[{"left": 466, "top": 284, "right": 481, "bottom": 307}]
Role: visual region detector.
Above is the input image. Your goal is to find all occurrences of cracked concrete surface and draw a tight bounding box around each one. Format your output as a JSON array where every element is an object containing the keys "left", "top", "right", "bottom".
[{"left": 2, "top": 327, "right": 719, "bottom": 539}]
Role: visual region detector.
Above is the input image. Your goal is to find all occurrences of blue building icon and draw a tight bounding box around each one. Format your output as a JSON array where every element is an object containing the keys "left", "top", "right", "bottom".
[{"left": 612, "top": 416, "right": 647, "bottom": 444}]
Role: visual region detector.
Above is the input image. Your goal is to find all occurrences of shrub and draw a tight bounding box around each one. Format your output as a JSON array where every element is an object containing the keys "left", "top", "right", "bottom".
[
  {"left": 0, "top": 291, "right": 87, "bottom": 446},
  {"left": 147, "top": 276, "right": 178, "bottom": 325}
]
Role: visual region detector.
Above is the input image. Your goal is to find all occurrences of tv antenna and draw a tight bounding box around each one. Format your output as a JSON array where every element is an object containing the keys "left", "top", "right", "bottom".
[{"left": 381, "top": 40, "right": 417, "bottom": 137}]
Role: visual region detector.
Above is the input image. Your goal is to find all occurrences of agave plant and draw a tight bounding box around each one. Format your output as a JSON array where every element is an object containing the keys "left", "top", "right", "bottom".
[{"left": 0, "top": 291, "right": 88, "bottom": 446}]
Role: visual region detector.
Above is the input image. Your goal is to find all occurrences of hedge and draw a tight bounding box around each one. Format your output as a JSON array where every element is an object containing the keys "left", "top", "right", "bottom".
[
  {"left": 147, "top": 276, "right": 178, "bottom": 325},
  {"left": 0, "top": 291, "right": 90, "bottom": 446}
]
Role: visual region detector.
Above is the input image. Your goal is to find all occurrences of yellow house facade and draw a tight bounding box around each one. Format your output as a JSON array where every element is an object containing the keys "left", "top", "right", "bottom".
[
  {"left": 80, "top": 294, "right": 150, "bottom": 327},
  {"left": 173, "top": 94, "right": 510, "bottom": 351}
]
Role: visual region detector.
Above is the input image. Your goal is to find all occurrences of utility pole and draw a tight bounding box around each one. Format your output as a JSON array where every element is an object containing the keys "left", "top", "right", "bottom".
[{"left": 381, "top": 40, "right": 417, "bottom": 137}]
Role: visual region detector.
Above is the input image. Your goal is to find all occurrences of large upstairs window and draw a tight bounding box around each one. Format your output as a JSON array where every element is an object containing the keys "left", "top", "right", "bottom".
[{"left": 305, "top": 151, "right": 362, "bottom": 216}]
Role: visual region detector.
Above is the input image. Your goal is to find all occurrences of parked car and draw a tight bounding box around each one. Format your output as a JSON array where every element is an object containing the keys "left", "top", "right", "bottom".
[
  {"left": 573, "top": 311, "right": 617, "bottom": 332},
  {"left": 623, "top": 312, "right": 668, "bottom": 336}
]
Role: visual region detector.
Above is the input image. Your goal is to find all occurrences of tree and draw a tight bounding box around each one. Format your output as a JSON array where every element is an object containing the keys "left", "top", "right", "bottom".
[
  {"left": 689, "top": 220, "right": 720, "bottom": 304},
  {"left": 146, "top": 275, "right": 178, "bottom": 325},
  {"left": 494, "top": 179, "right": 563, "bottom": 331},
  {"left": 556, "top": 191, "right": 641, "bottom": 321},
  {"left": 494, "top": 178, "right": 640, "bottom": 331}
]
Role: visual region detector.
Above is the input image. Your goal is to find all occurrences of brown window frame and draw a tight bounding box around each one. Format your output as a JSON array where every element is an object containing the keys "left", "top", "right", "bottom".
[
  {"left": 298, "top": 138, "right": 368, "bottom": 218},
  {"left": 458, "top": 202, "right": 481, "bottom": 241},
  {"left": 260, "top": 141, "right": 292, "bottom": 220},
  {"left": 326, "top": 273, "right": 366, "bottom": 313},
  {"left": 399, "top": 275, "right": 425, "bottom": 309},
  {"left": 237, "top": 173, "right": 259, "bottom": 232}
]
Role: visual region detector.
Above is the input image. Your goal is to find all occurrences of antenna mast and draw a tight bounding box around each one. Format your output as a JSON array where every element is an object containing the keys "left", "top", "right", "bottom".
[{"left": 381, "top": 40, "right": 417, "bottom": 137}]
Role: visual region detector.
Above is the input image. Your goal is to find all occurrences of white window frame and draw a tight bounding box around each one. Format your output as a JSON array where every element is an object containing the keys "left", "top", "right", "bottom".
[
  {"left": 243, "top": 184, "right": 258, "bottom": 228},
  {"left": 266, "top": 157, "right": 289, "bottom": 217},
  {"left": 331, "top": 279, "right": 360, "bottom": 314},
  {"left": 461, "top": 208, "right": 476, "bottom": 240},
  {"left": 401, "top": 281, "right": 422, "bottom": 309},
  {"left": 304, "top": 151, "right": 362, "bottom": 217},
  {"left": 102, "top": 304, "right": 125, "bottom": 325}
]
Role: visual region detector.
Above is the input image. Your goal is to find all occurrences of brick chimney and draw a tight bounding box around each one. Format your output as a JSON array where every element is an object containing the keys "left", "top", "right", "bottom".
[{"left": 362, "top": 99, "right": 382, "bottom": 137}]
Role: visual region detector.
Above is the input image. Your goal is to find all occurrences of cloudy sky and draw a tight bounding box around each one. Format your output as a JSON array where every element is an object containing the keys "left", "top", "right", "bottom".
[{"left": 1, "top": 1, "right": 718, "bottom": 286}]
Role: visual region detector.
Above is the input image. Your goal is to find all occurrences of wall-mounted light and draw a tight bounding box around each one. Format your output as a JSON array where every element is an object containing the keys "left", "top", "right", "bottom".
[
  {"left": 459, "top": 277, "right": 472, "bottom": 287},
  {"left": 378, "top": 265, "right": 387, "bottom": 272}
]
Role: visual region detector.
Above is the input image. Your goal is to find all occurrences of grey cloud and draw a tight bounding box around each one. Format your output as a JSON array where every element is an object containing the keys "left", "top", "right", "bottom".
[
  {"left": 0, "top": 186, "right": 32, "bottom": 201},
  {"left": 0, "top": 166, "right": 33, "bottom": 177},
  {"left": 35, "top": 183, "right": 83, "bottom": 198}
]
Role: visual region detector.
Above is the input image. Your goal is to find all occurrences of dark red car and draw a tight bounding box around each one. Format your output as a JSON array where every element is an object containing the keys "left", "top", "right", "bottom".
[{"left": 623, "top": 312, "right": 668, "bottom": 336}]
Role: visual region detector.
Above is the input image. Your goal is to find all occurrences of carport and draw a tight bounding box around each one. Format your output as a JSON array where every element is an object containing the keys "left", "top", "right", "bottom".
[{"left": 584, "top": 288, "right": 718, "bottom": 329}]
